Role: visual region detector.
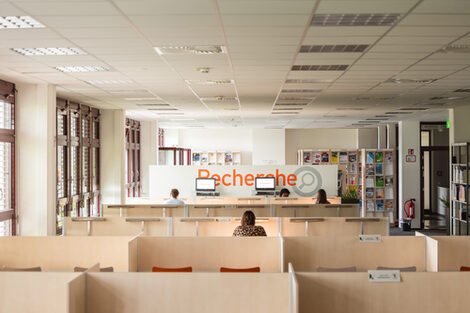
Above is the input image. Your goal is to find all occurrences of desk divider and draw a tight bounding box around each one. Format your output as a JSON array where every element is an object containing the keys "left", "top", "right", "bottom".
[
  {"left": 67, "top": 273, "right": 86, "bottom": 313},
  {"left": 288, "top": 263, "right": 299, "bottom": 313},
  {"left": 128, "top": 234, "right": 141, "bottom": 272},
  {"left": 431, "top": 236, "right": 470, "bottom": 271}
]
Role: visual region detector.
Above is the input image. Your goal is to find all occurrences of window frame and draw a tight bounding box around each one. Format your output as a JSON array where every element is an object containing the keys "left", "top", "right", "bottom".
[{"left": 125, "top": 118, "right": 141, "bottom": 197}]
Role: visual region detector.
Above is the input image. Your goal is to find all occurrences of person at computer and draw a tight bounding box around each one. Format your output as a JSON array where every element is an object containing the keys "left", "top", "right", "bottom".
[
  {"left": 279, "top": 188, "right": 290, "bottom": 197},
  {"left": 315, "top": 189, "right": 330, "bottom": 204},
  {"left": 164, "top": 189, "right": 185, "bottom": 204},
  {"left": 233, "top": 210, "right": 267, "bottom": 237}
]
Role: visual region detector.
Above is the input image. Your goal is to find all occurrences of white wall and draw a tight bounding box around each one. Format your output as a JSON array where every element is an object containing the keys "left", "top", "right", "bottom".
[
  {"left": 16, "top": 83, "right": 56, "bottom": 235},
  {"left": 285, "top": 129, "right": 362, "bottom": 164},
  {"left": 399, "top": 120, "right": 421, "bottom": 229},
  {"left": 252, "top": 129, "right": 285, "bottom": 165},
  {"left": 357, "top": 128, "right": 378, "bottom": 149},
  {"left": 451, "top": 105, "right": 470, "bottom": 143},
  {"left": 100, "top": 110, "right": 126, "bottom": 205}
]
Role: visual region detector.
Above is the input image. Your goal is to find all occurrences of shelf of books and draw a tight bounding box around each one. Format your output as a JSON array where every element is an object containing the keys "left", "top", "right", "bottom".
[
  {"left": 192, "top": 151, "right": 242, "bottom": 166},
  {"left": 360, "top": 149, "right": 396, "bottom": 219},
  {"left": 450, "top": 142, "right": 469, "bottom": 235},
  {"left": 298, "top": 149, "right": 360, "bottom": 195}
]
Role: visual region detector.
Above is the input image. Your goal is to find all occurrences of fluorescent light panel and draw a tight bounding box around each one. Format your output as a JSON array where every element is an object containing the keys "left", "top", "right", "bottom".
[
  {"left": 0, "top": 16, "right": 45, "bottom": 29},
  {"left": 154, "top": 45, "right": 226, "bottom": 55},
  {"left": 311, "top": 14, "right": 402, "bottom": 27},
  {"left": 12, "top": 47, "right": 86, "bottom": 56},
  {"left": 55, "top": 66, "right": 109, "bottom": 73},
  {"left": 186, "top": 79, "right": 234, "bottom": 85},
  {"left": 87, "top": 79, "right": 134, "bottom": 85},
  {"left": 292, "top": 65, "right": 348, "bottom": 71}
]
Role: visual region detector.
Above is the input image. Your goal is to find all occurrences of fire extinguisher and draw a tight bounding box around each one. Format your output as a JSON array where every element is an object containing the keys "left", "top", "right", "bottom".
[{"left": 404, "top": 199, "right": 416, "bottom": 219}]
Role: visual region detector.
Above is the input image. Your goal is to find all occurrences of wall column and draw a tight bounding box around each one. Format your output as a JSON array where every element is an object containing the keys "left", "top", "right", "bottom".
[
  {"left": 398, "top": 120, "right": 421, "bottom": 229},
  {"left": 100, "top": 110, "right": 126, "bottom": 205},
  {"left": 16, "top": 83, "right": 56, "bottom": 235},
  {"left": 140, "top": 120, "right": 158, "bottom": 197},
  {"left": 253, "top": 129, "right": 285, "bottom": 165}
]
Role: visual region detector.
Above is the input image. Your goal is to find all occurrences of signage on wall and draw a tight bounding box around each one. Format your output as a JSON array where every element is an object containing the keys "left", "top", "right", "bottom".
[
  {"left": 149, "top": 165, "right": 337, "bottom": 198},
  {"left": 406, "top": 148, "right": 416, "bottom": 163}
]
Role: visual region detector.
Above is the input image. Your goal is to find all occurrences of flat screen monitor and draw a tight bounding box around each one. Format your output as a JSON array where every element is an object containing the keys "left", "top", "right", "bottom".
[
  {"left": 195, "top": 178, "right": 216, "bottom": 192},
  {"left": 255, "top": 177, "right": 276, "bottom": 191}
]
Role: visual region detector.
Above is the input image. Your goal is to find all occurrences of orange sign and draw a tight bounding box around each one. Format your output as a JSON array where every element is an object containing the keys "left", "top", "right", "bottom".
[{"left": 198, "top": 169, "right": 297, "bottom": 187}]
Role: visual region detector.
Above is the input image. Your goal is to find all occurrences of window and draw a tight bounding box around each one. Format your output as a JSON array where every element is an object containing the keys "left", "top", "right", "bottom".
[
  {"left": 0, "top": 79, "right": 15, "bottom": 236},
  {"left": 125, "top": 118, "right": 141, "bottom": 197},
  {"left": 56, "top": 99, "right": 100, "bottom": 234}
]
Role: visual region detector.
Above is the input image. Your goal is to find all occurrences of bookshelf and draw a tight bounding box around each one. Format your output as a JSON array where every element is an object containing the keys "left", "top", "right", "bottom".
[
  {"left": 360, "top": 149, "right": 396, "bottom": 219},
  {"left": 450, "top": 143, "right": 469, "bottom": 235},
  {"left": 297, "top": 149, "right": 360, "bottom": 195},
  {"left": 192, "top": 151, "right": 242, "bottom": 166}
]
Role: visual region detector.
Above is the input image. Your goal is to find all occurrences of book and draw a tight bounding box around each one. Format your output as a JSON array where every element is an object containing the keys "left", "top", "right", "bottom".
[
  {"left": 376, "top": 188, "right": 384, "bottom": 199},
  {"left": 366, "top": 200, "right": 375, "bottom": 212},
  {"left": 376, "top": 176, "right": 384, "bottom": 187},
  {"left": 385, "top": 187, "right": 394, "bottom": 199},
  {"left": 331, "top": 151, "right": 339, "bottom": 163},
  {"left": 366, "top": 152, "right": 374, "bottom": 164},
  {"left": 376, "top": 200, "right": 385, "bottom": 211},
  {"left": 366, "top": 176, "right": 374, "bottom": 188},
  {"left": 349, "top": 163, "right": 357, "bottom": 174},
  {"left": 366, "top": 164, "right": 375, "bottom": 175},
  {"left": 385, "top": 151, "right": 392, "bottom": 163},
  {"left": 224, "top": 153, "right": 232, "bottom": 163},
  {"left": 385, "top": 164, "right": 393, "bottom": 176},
  {"left": 321, "top": 152, "right": 329, "bottom": 162},
  {"left": 339, "top": 151, "right": 348, "bottom": 163},
  {"left": 375, "top": 164, "right": 383, "bottom": 175},
  {"left": 375, "top": 152, "right": 384, "bottom": 163},
  {"left": 303, "top": 152, "right": 311, "bottom": 164},
  {"left": 385, "top": 200, "right": 393, "bottom": 210},
  {"left": 193, "top": 153, "right": 200, "bottom": 162},
  {"left": 349, "top": 152, "right": 357, "bottom": 163},
  {"left": 350, "top": 175, "right": 357, "bottom": 185},
  {"left": 313, "top": 153, "right": 321, "bottom": 163},
  {"left": 366, "top": 188, "right": 374, "bottom": 198},
  {"left": 385, "top": 177, "right": 393, "bottom": 187}
]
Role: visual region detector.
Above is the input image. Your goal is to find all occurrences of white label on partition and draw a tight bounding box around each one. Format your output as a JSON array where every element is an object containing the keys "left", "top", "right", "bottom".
[
  {"left": 359, "top": 234, "right": 382, "bottom": 242},
  {"left": 368, "top": 270, "right": 400, "bottom": 282},
  {"left": 216, "top": 217, "right": 232, "bottom": 223}
]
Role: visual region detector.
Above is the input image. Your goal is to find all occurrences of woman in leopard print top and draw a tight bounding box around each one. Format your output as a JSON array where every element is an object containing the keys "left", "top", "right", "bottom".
[{"left": 233, "top": 210, "right": 267, "bottom": 237}]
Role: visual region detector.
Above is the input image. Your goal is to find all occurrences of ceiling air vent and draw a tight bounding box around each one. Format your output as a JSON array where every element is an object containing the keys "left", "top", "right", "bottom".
[
  {"left": 275, "top": 103, "right": 308, "bottom": 106},
  {"left": 285, "top": 79, "right": 332, "bottom": 84},
  {"left": 385, "top": 112, "right": 413, "bottom": 114},
  {"left": 154, "top": 45, "right": 226, "bottom": 55},
  {"left": 147, "top": 108, "right": 178, "bottom": 111},
  {"left": 292, "top": 65, "right": 348, "bottom": 71},
  {"left": 358, "top": 120, "right": 379, "bottom": 124},
  {"left": 136, "top": 103, "right": 170, "bottom": 107},
  {"left": 281, "top": 89, "right": 322, "bottom": 93},
  {"left": 454, "top": 89, "right": 470, "bottom": 93},
  {"left": 300, "top": 44, "right": 369, "bottom": 53},
  {"left": 366, "top": 118, "right": 389, "bottom": 121},
  {"left": 273, "top": 108, "right": 303, "bottom": 111},
  {"left": 311, "top": 13, "right": 402, "bottom": 27},
  {"left": 201, "top": 96, "right": 238, "bottom": 101},
  {"left": 440, "top": 44, "right": 470, "bottom": 54},
  {"left": 411, "top": 102, "right": 444, "bottom": 106},
  {"left": 186, "top": 80, "right": 234, "bottom": 85},
  {"left": 336, "top": 107, "right": 366, "bottom": 111},
  {"left": 399, "top": 108, "right": 429, "bottom": 111},
  {"left": 271, "top": 112, "right": 299, "bottom": 115},
  {"left": 430, "top": 96, "right": 463, "bottom": 101}
]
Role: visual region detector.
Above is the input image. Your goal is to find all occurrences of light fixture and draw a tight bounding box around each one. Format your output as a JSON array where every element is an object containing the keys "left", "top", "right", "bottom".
[
  {"left": 125, "top": 97, "right": 159, "bottom": 101},
  {"left": 440, "top": 44, "right": 470, "bottom": 54},
  {"left": 201, "top": 96, "right": 238, "bottom": 101},
  {"left": 154, "top": 45, "right": 226, "bottom": 55},
  {"left": 0, "top": 16, "right": 45, "bottom": 29},
  {"left": 185, "top": 79, "right": 234, "bottom": 85},
  {"left": 291, "top": 65, "right": 348, "bottom": 71},
  {"left": 86, "top": 79, "right": 134, "bottom": 85},
  {"left": 300, "top": 44, "right": 369, "bottom": 53},
  {"left": 384, "top": 78, "right": 437, "bottom": 84},
  {"left": 170, "top": 118, "right": 195, "bottom": 121},
  {"left": 311, "top": 13, "right": 402, "bottom": 27},
  {"left": 11, "top": 47, "right": 86, "bottom": 56},
  {"left": 55, "top": 66, "right": 110, "bottom": 73},
  {"left": 107, "top": 89, "right": 148, "bottom": 94}
]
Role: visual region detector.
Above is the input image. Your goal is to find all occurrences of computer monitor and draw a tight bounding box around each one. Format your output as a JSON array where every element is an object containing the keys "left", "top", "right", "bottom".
[
  {"left": 195, "top": 178, "right": 216, "bottom": 192},
  {"left": 255, "top": 177, "right": 276, "bottom": 191}
]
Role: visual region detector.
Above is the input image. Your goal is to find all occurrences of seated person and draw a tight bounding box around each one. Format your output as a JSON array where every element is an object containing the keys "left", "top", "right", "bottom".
[
  {"left": 279, "top": 188, "right": 290, "bottom": 198},
  {"left": 164, "top": 188, "right": 185, "bottom": 204},
  {"left": 315, "top": 189, "right": 330, "bottom": 204},
  {"left": 233, "top": 210, "right": 267, "bottom": 237}
]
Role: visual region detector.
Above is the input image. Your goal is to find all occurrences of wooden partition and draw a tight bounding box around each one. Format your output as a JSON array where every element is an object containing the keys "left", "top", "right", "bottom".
[
  {"left": 274, "top": 204, "right": 359, "bottom": 217},
  {"left": 65, "top": 216, "right": 167, "bottom": 236},
  {"left": 139, "top": 237, "right": 280, "bottom": 272},
  {"left": 86, "top": 272, "right": 289, "bottom": 313},
  {"left": 0, "top": 236, "right": 132, "bottom": 271},
  {"left": 431, "top": 236, "right": 470, "bottom": 271},
  {"left": 284, "top": 236, "right": 425, "bottom": 272},
  {"left": 282, "top": 217, "right": 388, "bottom": 236},
  {"left": 0, "top": 272, "right": 81, "bottom": 313},
  {"left": 173, "top": 217, "right": 279, "bottom": 237},
  {"left": 297, "top": 272, "right": 470, "bottom": 313},
  {"left": 270, "top": 197, "right": 341, "bottom": 204},
  {"left": 195, "top": 197, "right": 268, "bottom": 204},
  {"left": 103, "top": 204, "right": 185, "bottom": 217}
]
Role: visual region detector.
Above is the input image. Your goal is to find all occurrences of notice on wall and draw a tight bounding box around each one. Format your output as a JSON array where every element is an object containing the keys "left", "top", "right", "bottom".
[{"left": 149, "top": 165, "right": 338, "bottom": 198}]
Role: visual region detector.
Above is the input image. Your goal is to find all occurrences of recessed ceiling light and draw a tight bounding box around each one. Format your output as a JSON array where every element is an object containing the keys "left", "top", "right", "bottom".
[
  {"left": 0, "top": 16, "right": 45, "bottom": 29},
  {"left": 281, "top": 89, "right": 322, "bottom": 93},
  {"left": 136, "top": 103, "right": 170, "bottom": 107},
  {"left": 292, "top": 65, "right": 348, "bottom": 71},
  {"left": 285, "top": 79, "right": 333, "bottom": 84},
  {"left": 55, "top": 66, "right": 110, "bottom": 72},
  {"left": 201, "top": 96, "right": 238, "bottom": 101},
  {"left": 300, "top": 44, "right": 369, "bottom": 53},
  {"left": 430, "top": 96, "right": 463, "bottom": 101},
  {"left": 154, "top": 45, "right": 226, "bottom": 55},
  {"left": 454, "top": 89, "right": 470, "bottom": 93},
  {"left": 185, "top": 79, "right": 234, "bottom": 85},
  {"left": 441, "top": 44, "right": 470, "bottom": 54},
  {"left": 108, "top": 89, "right": 148, "bottom": 94},
  {"left": 384, "top": 78, "right": 437, "bottom": 84},
  {"left": 336, "top": 107, "right": 366, "bottom": 111},
  {"left": 11, "top": 47, "right": 86, "bottom": 56},
  {"left": 311, "top": 13, "right": 402, "bottom": 27},
  {"left": 86, "top": 79, "right": 134, "bottom": 85},
  {"left": 147, "top": 108, "right": 178, "bottom": 111}
]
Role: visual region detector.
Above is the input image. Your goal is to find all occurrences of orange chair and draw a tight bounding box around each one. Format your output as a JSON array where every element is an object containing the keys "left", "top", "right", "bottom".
[
  {"left": 152, "top": 266, "right": 192, "bottom": 272},
  {"left": 220, "top": 267, "right": 260, "bottom": 272},
  {"left": 460, "top": 266, "right": 470, "bottom": 271}
]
